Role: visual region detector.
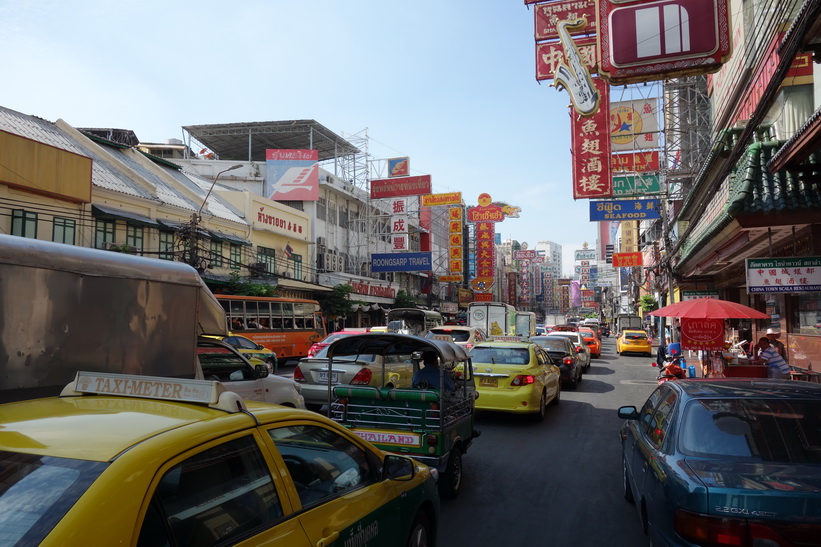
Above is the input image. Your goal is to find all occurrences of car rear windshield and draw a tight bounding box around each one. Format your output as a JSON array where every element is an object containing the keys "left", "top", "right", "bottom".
[
  {"left": 679, "top": 399, "right": 821, "bottom": 463},
  {"left": 312, "top": 346, "right": 377, "bottom": 362},
  {"left": 534, "top": 339, "right": 569, "bottom": 352},
  {"left": 625, "top": 332, "right": 647, "bottom": 340},
  {"left": 0, "top": 452, "right": 107, "bottom": 546},
  {"left": 471, "top": 347, "right": 530, "bottom": 365},
  {"left": 430, "top": 329, "right": 470, "bottom": 342}
]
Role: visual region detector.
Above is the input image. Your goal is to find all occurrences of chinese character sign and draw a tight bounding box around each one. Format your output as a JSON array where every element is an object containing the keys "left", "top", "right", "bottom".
[
  {"left": 746, "top": 257, "right": 821, "bottom": 293},
  {"left": 571, "top": 79, "right": 613, "bottom": 199}
]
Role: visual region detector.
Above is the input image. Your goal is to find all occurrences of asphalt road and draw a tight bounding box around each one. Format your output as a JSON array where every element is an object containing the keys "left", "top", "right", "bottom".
[{"left": 437, "top": 337, "right": 660, "bottom": 547}]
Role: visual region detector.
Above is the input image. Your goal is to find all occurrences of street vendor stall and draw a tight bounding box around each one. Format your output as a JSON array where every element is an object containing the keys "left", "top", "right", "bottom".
[{"left": 649, "top": 298, "right": 770, "bottom": 378}]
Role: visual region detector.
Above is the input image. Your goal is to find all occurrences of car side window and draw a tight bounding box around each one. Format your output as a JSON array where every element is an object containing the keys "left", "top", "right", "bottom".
[
  {"left": 138, "top": 436, "right": 283, "bottom": 547},
  {"left": 268, "top": 425, "right": 378, "bottom": 508},
  {"left": 198, "top": 347, "right": 255, "bottom": 382},
  {"left": 638, "top": 388, "right": 677, "bottom": 449}
]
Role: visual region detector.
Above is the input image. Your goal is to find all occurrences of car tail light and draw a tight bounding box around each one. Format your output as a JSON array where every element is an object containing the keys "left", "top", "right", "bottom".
[
  {"left": 307, "top": 344, "right": 320, "bottom": 357},
  {"left": 511, "top": 375, "right": 536, "bottom": 386},
  {"left": 576, "top": 346, "right": 584, "bottom": 353},
  {"left": 676, "top": 510, "right": 821, "bottom": 547},
  {"left": 563, "top": 357, "right": 574, "bottom": 366},
  {"left": 350, "top": 368, "right": 373, "bottom": 385},
  {"left": 464, "top": 343, "right": 473, "bottom": 351},
  {"left": 293, "top": 365, "right": 306, "bottom": 383}
]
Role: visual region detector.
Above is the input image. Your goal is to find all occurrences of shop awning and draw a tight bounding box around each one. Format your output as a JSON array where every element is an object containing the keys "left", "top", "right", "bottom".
[
  {"left": 276, "top": 278, "right": 333, "bottom": 292},
  {"left": 92, "top": 205, "right": 159, "bottom": 227},
  {"left": 208, "top": 229, "right": 252, "bottom": 246}
]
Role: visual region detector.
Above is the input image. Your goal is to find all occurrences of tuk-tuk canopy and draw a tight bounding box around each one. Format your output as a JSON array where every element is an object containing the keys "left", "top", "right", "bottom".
[{"left": 327, "top": 333, "right": 470, "bottom": 362}]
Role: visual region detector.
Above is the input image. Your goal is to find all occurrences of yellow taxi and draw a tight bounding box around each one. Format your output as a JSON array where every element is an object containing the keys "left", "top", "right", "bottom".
[
  {"left": 0, "top": 372, "right": 440, "bottom": 546},
  {"left": 577, "top": 326, "right": 601, "bottom": 359},
  {"left": 469, "top": 337, "right": 561, "bottom": 421},
  {"left": 205, "top": 333, "right": 278, "bottom": 372},
  {"left": 616, "top": 328, "right": 653, "bottom": 356}
]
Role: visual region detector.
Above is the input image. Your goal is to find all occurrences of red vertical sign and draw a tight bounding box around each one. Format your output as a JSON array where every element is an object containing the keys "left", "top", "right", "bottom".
[{"left": 571, "top": 78, "right": 612, "bottom": 199}]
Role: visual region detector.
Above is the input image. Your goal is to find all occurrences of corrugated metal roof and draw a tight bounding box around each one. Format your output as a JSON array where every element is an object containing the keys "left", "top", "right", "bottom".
[
  {"left": 182, "top": 120, "right": 359, "bottom": 162},
  {"left": 0, "top": 106, "right": 89, "bottom": 157}
]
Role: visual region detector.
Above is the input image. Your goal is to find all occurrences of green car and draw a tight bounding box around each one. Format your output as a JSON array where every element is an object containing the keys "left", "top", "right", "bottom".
[
  {"left": 619, "top": 379, "right": 821, "bottom": 546},
  {"left": 325, "top": 333, "right": 481, "bottom": 499}
]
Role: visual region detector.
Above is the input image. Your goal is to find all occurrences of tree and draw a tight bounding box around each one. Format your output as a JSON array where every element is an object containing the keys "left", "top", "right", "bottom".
[
  {"left": 393, "top": 290, "right": 418, "bottom": 309},
  {"left": 317, "top": 284, "right": 366, "bottom": 329},
  {"left": 226, "top": 272, "right": 278, "bottom": 297},
  {"left": 639, "top": 294, "right": 658, "bottom": 313}
]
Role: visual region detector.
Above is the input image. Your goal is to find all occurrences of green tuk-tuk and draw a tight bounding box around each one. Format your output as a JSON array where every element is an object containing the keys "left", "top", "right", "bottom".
[{"left": 325, "top": 333, "right": 480, "bottom": 498}]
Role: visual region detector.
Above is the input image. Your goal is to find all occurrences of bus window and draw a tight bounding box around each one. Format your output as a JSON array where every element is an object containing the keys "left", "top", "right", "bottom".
[
  {"left": 229, "top": 301, "right": 244, "bottom": 316},
  {"left": 271, "top": 317, "right": 283, "bottom": 328},
  {"left": 294, "top": 317, "right": 305, "bottom": 329},
  {"left": 271, "top": 303, "right": 282, "bottom": 314}
]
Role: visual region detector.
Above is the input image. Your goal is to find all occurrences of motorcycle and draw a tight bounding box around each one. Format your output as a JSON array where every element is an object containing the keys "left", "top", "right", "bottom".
[{"left": 652, "top": 356, "right": 687, "bottom": 384}]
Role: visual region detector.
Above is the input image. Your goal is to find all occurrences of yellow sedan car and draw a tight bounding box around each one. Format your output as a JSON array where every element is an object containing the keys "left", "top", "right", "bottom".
[
  {"left": 616, "top": 329, "right": 653, "bottom": 356},
  {"left": 0, "top": 371, "right": 440, "bottom": 546},
  {"left": 470, "top": 338, "right": 561, "bottom": 421},
  {"left": 207, "top": 333, "right": 279, "bottom": 372}
]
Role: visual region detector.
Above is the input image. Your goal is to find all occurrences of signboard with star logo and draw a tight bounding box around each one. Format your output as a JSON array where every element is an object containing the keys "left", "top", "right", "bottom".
[{"left": 610, "top": 98, "right": 658, "bottom": 152}]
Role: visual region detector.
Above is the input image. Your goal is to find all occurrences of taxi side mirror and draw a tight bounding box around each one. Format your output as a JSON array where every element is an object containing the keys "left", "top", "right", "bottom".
[
  {"left": 383, "top": 455, "right": 415, "bottom": 481},
  {"left": 255, "top": 364, "right": 270, "bottom": 378}
]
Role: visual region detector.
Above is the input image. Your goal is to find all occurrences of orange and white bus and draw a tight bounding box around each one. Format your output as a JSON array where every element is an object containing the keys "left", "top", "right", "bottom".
[{"left": 216, "top": 295, "right": 326, "bottom": 362}]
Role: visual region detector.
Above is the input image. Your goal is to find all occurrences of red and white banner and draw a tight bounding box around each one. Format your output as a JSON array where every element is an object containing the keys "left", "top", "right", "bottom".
[
  {"left": 536, "top": 37, "right": 597, "bottom": 81},
  {"left": 571, "top": 78, "right": 612, "bottom": 199},
  {"left": 266, "top": 149, "right": 319, "bottom": 201},
  {"left": 597, "top": 0, "right": 732, "bottom": 85},
  {"left": 370, "top": 175, "right": 432, "bottom": 199},
  {"left": 681, "top": 318, "right": 725, "bottom": 351},
  {"left": 534, "top": 0, "right": 597, "bottom": 41},
  {"left": 611, "top": 151, "right": 660, "bottom": 173}
]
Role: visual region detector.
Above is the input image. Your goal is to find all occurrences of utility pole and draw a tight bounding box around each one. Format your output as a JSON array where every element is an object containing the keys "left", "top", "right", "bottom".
[{"left": 182, "top": 164, "right": 243, "bottom": 273}]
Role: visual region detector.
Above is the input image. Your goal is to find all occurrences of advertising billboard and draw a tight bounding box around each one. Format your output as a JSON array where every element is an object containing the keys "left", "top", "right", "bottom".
[{"left": 266, "top": 149, "right": 319, "bottom": 201}]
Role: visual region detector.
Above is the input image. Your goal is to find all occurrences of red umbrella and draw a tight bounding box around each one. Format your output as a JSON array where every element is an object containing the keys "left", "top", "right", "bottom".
[{"left": 648, "top": 298, "right": 769, "bottom": 319}]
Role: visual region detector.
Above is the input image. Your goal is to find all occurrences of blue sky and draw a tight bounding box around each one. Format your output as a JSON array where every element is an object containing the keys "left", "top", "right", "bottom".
[{"left": 1, "top": 0, "right": 601, "bottom": 276}]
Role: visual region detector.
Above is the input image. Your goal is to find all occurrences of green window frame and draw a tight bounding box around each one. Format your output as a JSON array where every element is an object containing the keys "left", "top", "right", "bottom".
[
  {"left": 210, "top": 240, "right": 223, "bottom": 268},
  {"left": 95, "top": 219, "right": 116, "bottom": 249},
  {"left": 159, "top": 231, "right": 175, "bottom": 260},
  {"left": 292, "top": 253, "right": 302, "bottom": 280},
  {"left": 258, "top": 247, "right": 276, "bottom": 273},
  {"left": 52, "top": 217, "right": 76, "bottom": 245},
  {"left": 12, "top": 210, "right": 38, "bottom": 238},
  {"left": 126, "top": 224, "right": 144, "bottom": 254},
  {"left": 230, "top": 244, "right": 242, "bottom": 270}
]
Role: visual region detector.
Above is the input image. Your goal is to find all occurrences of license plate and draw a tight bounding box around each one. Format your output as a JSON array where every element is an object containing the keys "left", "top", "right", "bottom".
[
  {"left": 480, "top": 377, "right": 498, "bottom": 387},
  {"left": 318, "top": 371, "right": 338, "bottom": 383}
]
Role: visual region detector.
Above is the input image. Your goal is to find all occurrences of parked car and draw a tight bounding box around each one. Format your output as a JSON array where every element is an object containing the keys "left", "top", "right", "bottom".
[
  {"left": 427, "top": 325, "right": 488, "bottom": 351},
  {"left": 294, "top": 345, "right": 415, "bottom": 411},
  {"left": 196, "top": 337, "right": 305, "bottom": 408},
  {"left": 530, "top": 335, "right": 583, "bottom": 389},
  {"left": 616, "top": 329, "right": 653, "bottom": 356},
  {"left": 470, "top": 339, "right": 561, "bottom": 421},
  {"left": 577, "top": 326, "right": 602, "bottom": 359},
  {"left": 548, "top": 331, "right": 592, "bottom": 372},
  {"left": 0, "top": 372, "right": 440, "bottom": 546},
  {"left": 306, "top": 328, "right": 369, "bottom": 357},
  {"left": 205, "top": 333, "right": 278, "bottom": 371},
  {"left": 618, "top": 379, "right": 821, "bottom": 547}
]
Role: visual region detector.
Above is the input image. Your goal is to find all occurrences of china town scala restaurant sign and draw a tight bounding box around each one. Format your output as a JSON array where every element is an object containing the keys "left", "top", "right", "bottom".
[{"left": 347, "top": 280, "right": 397, "bottom": 299}]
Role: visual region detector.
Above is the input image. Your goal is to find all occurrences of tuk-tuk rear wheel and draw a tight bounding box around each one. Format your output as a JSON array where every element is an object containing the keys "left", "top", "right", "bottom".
[{"left": 439, "top": 447, "right": 462, "bottom": 499}]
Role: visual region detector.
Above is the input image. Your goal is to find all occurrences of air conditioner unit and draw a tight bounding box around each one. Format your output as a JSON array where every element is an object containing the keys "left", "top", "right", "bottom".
[
  {"left": 249, "top": 262, "right": 268, "bottom": 273},
  {"left": 324, "top": 252, "right": 334, "bottom": 271},
  {"left": 317, "top": 236, "right": 326, "bottom": 246}
]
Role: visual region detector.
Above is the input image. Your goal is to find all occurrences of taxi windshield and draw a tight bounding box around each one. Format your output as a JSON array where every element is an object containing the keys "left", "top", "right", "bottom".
[
  {"left": 0, "top": 452, "right": 107, "bottom": 546},
  {"left": 471, "top": 347, "right": 530, "bottom": 365}
]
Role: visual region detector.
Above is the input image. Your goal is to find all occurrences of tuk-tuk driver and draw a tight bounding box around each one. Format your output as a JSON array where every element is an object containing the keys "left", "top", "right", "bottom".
[{"left": 412, "top": 350, "right": 455, "bottom": 392}]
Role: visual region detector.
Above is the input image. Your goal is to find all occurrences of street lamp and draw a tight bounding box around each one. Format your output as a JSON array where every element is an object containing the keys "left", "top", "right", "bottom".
[{"left": 197, "top": 164, "right": 243, "bottom": 219}]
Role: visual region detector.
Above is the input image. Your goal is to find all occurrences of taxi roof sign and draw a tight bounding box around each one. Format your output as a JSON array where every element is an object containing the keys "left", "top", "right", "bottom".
[
  {"left": 61, "top": 372, "right": 247, "bottom": 413},
  {"left": 487, "top": 335, "right": 530, "bottom": 343}
]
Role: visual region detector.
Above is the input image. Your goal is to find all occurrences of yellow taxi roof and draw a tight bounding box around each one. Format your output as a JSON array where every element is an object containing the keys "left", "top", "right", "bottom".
[{"left": 0, "top": 396, "right": 246, "bottom": 461}]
